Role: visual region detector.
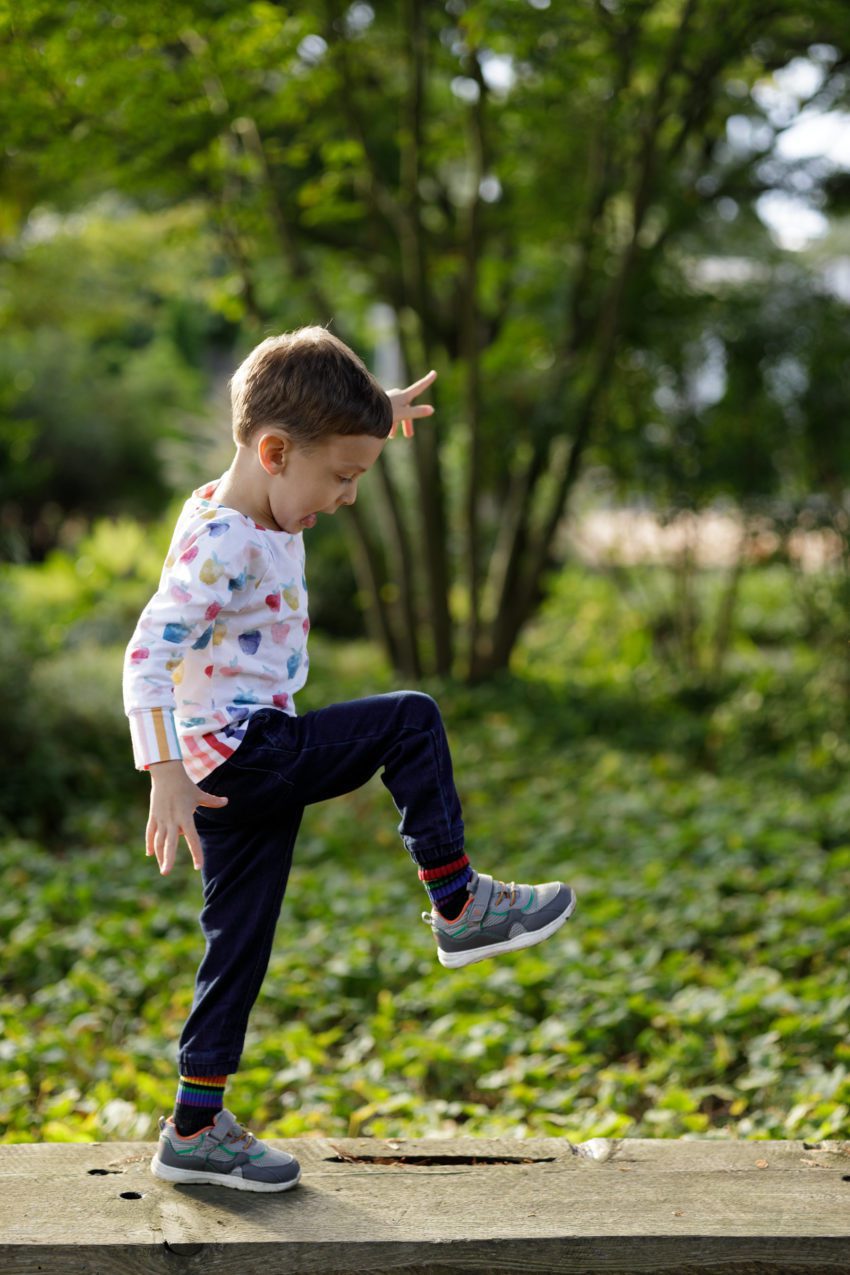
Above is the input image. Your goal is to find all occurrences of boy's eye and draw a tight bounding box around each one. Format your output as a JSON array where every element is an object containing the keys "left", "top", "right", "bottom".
[{"left": 339, "top": 476, "right": 354, "bottom": 485}]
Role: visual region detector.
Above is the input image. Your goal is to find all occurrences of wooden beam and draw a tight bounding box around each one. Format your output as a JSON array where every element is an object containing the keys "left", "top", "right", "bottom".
[{"left": 2, "top": 1136, "right": 849, "bottom": 1273}]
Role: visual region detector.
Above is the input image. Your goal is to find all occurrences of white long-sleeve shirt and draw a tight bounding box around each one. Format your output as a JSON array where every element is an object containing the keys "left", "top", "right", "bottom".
[{"left": 122, "top": 477, "right": 310, "bottom": 781}]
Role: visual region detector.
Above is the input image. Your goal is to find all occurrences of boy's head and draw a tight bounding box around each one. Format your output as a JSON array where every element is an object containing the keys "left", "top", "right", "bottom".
[
  {"left": 229, "top": 326, "right": 392, "bottom": 449},
  {"left": 227, "top": 326, "right": 392, "bottom": 535}
]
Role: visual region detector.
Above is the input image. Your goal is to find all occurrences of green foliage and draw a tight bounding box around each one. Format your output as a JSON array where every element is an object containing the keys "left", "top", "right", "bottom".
[
  {"left": 0, "top": 515, "right": 170, "bottom": 836},
  {"left": 2, "top": 515, "right": 172, "bottom": 654},
  {"left": 600, "top": 266, "right": 850, "bottom": 514},
  {"left": 0, "top": 202, "right": 233, "bottom": 559},
  {"left": 2, "top": 569, "right": 850, "bottom": 1144},
  {"left": 6, "top": 0, "right": 850, "bottom": 673},
  {"left": 0, "top": 630, "right": 142, "bottom": 842}
]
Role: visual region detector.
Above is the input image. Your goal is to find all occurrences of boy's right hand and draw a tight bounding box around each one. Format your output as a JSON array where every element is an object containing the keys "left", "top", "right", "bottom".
[{"left": 146, "top": 760, "right": 229, "bottom": 875}]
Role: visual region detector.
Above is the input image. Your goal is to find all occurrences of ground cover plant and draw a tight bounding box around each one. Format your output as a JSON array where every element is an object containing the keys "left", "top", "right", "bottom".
[{"left": 1, "top": 565, "right": 849, "bottom": 1144}]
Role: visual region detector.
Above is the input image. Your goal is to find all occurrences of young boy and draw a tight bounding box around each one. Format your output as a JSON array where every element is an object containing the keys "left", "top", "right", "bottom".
[{"left": 122, "top": 326, "right": 576, "bottom": 1193}]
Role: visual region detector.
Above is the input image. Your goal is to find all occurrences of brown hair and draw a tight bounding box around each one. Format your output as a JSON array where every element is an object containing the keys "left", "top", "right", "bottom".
[{"left": 229, "top": 326, "right": 392, "bottom": 448}]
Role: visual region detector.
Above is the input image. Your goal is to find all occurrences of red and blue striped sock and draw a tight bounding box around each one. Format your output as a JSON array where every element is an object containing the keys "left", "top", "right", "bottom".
[
  {"left": 173, "top": 1075, "right": 227, "bottom": 1136},
  {"left": 418, "top": 852, "right": 473, "bottom": 920}
]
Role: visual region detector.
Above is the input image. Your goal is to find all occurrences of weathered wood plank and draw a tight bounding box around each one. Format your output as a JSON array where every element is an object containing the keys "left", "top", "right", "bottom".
[{"left": 1, "top": 1137, "right": 849, "bottom": 1274}]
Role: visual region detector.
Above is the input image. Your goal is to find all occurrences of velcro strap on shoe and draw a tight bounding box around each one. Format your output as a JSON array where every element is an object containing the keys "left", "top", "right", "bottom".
[
  {"left": 205, "top": 1118, "right": 230, "bottom": 1146},
  {"left": 467, "top": 872, "right": 494, "bottom": 924}
]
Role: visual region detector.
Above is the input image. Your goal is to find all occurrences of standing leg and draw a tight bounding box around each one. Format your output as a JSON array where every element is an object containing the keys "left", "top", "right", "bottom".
[{"left": 177, "top": 786, "right": 303, "bottom": 1080}]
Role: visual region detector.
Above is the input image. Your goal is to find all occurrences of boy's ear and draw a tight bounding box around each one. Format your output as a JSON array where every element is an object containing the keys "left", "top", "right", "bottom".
[{"left": 257, "top": 430, "right": 291, "bottom": 475}]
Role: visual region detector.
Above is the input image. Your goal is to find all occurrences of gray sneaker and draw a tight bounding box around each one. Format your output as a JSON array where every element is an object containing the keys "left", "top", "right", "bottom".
[
  {"left": 422, "top": 869, "right": 577, "bottom": 968},
  {"left": 150, "top": 1108, "right": 301, "bottom": 1193}
]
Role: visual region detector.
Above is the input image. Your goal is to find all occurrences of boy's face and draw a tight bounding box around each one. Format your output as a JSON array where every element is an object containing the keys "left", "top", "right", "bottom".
[{"left": 262, "top": 431, "right": 387, "bottom": 535}]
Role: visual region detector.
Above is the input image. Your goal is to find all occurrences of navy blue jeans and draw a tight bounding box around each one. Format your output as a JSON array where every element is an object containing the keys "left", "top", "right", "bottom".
[{"left": 178, "top": 691, "right": 465, "bottom": 1076}]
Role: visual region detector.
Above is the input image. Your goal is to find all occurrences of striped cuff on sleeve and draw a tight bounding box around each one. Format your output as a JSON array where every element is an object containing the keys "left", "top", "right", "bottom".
[{"left": 128, "top": 708, "right": 183, "bottom": 770}]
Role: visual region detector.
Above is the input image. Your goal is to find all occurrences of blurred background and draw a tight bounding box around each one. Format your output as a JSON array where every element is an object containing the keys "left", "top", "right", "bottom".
[{"left": 2, "top": 1, "right": 850, "bottom": 1145}]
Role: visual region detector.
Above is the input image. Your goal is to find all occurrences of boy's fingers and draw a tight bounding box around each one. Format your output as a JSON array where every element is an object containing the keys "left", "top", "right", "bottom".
[
  {"left": 161, "top": 830, "right": 177, "bottom": 875},
  {"left": 153, "top": 825, "right": 166, "bottom": 868},
  {"left": 198, "top": 792, "right": 228, "bottom": 807},
  {"left": 407, "top": 369, "right": 437, "bottom": 394},
  {"left": 184, "top": 827, "right": 204, "bottom": 872}
]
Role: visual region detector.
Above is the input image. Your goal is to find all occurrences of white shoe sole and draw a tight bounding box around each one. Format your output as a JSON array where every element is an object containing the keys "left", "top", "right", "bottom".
[
  {"left": 151, "top": 1156, "right": 301, "bottom": 1192},
  {"left": 437, "top": 892, "right": 577, "bottom": 969}
]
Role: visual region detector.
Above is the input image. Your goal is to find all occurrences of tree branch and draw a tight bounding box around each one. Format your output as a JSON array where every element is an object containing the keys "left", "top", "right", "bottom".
[
  {"left": 374, "top": 454, "right": 423, "bottom": 678},
  {"left": 178, "top": 28, "right": 334, "bottom": 323},
  {"left": 483, "top": 436, "right": 550, "bottom": 672},
  {"left": 461, "top": 49, "right": 488, "bottom": 678},
  {"left": 232, "top": 115, "right": 335, "bottom": 324},
  {"left": 564, "top": 1, "right": 649, "bottom": 356},
  {"left": 491, "top": 0, "right": 706, "bottom": 666},
  {"left": 399, "top": 0, "right": 454, "bottom": 674},
  {"left": 323, "top": 4, "right": 405, "bottom": 240},
  {"left": 344, "top": 503, "right": 402, "bottom": 668}
]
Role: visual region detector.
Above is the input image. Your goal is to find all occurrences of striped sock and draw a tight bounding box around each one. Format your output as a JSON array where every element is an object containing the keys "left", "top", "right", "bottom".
[
  {"left": 173, "top": 1075, "right": 227, "bottom": 1136},
  {"left": 418, "top": 852, "right": 473, "bottom": 919}
]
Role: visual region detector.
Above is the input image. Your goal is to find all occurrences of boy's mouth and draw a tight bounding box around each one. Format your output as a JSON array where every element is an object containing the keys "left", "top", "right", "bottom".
[{"left": 300, "top": 513, "right": 317, "bottom": 529}]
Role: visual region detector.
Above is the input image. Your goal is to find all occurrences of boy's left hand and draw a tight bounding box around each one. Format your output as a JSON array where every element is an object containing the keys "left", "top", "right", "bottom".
[{"left": 387, "top": 370, "right": 437, "bottom": 438}]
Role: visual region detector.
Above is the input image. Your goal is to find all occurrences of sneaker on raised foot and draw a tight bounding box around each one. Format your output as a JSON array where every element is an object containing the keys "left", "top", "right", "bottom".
[
  {"left": 422, "top": 869, "right": 576, "bottom": 969},
  {"left": 151, "top": 1108, "right": 301, "bottom": 1193}
]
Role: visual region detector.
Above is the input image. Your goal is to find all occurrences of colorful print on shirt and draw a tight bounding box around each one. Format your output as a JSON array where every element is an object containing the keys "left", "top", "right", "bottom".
[{"left": 122, "top": 478, "right": 310, "bottom": 780}]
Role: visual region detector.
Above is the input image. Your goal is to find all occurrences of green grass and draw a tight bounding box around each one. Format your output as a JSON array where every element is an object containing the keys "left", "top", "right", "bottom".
[{"left": 2, "top": 566, "right": 849, "bottom": 1144}]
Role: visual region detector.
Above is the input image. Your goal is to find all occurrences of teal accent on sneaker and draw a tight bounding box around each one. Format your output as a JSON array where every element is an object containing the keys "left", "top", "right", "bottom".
[
  {"left": 150, "top": 1108, "right": 301, "bottom": 1193},
  {"left": 422, "top": 870, "right": 576, "bottom": 969}
]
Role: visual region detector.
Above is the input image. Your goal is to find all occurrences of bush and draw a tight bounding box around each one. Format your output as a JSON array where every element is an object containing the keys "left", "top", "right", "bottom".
[{"left": 0, "top": 631, "right": 143, "bottom": 842}]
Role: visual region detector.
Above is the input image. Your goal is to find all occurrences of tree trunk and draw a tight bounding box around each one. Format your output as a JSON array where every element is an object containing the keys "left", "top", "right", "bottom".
[
  {"left": 461, "top": 52, "right": 488, "bottom": 681},
  {"left": 399, "top": 0, "right": 453, "bottom": 675}
]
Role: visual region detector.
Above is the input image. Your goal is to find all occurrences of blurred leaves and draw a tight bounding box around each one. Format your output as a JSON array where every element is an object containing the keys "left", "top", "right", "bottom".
[
  {"left": 5, "top": 1, "right": 850, "bottom": 672},
  {"left": 0, "top": 202, "right": 236, "bottom": 559}
]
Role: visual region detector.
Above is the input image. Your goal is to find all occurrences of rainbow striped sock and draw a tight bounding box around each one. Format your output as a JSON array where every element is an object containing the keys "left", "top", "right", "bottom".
[
  {"left": 173, "top": 1075, "right": 227, "bottom": 1136},
  {"left": 418, "top": 851, "right": 473, "bottom": 919}
]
